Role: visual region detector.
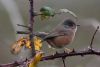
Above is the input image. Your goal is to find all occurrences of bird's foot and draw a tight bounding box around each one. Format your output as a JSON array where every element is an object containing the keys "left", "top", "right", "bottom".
[{"left": 64, "top": 48, "right": 73, "bottom": 53}]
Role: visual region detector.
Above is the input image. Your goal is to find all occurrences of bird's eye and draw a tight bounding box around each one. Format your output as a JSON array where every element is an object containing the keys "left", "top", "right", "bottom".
[
  {"left": 63, "top": 19, "right": 75, "bottom": 27},
  {"left": 67, "top": 22, "right": 74, "bottom": 26}
]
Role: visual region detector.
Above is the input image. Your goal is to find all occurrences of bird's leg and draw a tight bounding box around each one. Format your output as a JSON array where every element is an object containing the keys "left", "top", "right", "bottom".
[
  {"left": 48, "top": 45, "right": 52, "bottom": 48},
  {"left": 48, "top": 45, "right": 59, "bottom": 55}
]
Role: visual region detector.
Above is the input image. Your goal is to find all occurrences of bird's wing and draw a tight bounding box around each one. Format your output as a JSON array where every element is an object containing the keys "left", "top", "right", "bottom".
[
  {"left": 42, "top": 32, "right": 65, "bottom": 41},
  {"left": 34, "top": 32, "right": 49, "bottom": 38}
]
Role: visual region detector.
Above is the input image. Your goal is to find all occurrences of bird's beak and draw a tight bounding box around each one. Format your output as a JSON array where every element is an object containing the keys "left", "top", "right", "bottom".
[{"left": 77, "top": 25, "right": 80, "bottom": 26}]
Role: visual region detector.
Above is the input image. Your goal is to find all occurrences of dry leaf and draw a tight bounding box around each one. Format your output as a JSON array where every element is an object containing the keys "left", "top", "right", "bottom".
[{"left": 28, "top": 51, "right": 43, "bottom": 67}]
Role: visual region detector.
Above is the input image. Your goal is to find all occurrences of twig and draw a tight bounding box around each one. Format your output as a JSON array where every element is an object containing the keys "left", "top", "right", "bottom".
[
  {"left": 29, "top": 0, "right": 36, "bottom": 57},
  {"left": 0, "top": 60, "right": 26, "bottom": 67},
  {"left": 62, "top": 58, "right": 66, "bottom": 67},
  {"left": 41, "top": 49, "right": 100, "bottom": 61},
  {"left": 89, "top": 26, "right": 99, "bottom": 49},
  {"left": 17, "top": 24, "right": 30, "bottom": 29},
  {"left": 17, "top": 31, "right": 29, "bottom": 34}
]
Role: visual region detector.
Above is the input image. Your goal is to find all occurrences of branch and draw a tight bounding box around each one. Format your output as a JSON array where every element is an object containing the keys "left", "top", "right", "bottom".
[
  {"left": 28, "top": 0, "right": 36, "bottom": 57},
  {"left": 0, "top": 26, "right": 99, "bottom": 67},
  {"left": 41, "top": 49, "right": 100, "bottom": 61},
  {"left": 0, "top": 49, "right": 100, "bottom": 67},
  {"left": 0, "top": 60, "right": 26, "bottom": 67}
]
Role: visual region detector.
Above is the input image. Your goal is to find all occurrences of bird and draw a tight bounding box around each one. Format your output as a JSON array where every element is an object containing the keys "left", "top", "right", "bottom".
[{"left": 35, "top": 19, "right": 79, "bottom": 50}]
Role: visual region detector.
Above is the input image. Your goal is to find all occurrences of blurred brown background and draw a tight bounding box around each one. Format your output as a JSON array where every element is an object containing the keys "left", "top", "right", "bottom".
[{"left": 0, "top": 0, "right": 100, "bottom": 67}]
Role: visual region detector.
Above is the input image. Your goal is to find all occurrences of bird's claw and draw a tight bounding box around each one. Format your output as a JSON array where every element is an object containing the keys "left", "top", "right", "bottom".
[{"left": 64, "top": 48, "right": 73, "bottom": 53}]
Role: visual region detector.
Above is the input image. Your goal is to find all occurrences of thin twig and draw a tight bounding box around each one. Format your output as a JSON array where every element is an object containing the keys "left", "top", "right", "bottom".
[
  {"left": 17, "top": 24, "right": 30, "bottom": 29},
  {"left": 90, "top": 26, "right": 99, "bottom": 49},
  {"left": 29, "top": 0, "right": 36, "bottom": 57},
  {"left": 17, "top": 31, "right": 29, "bottom": 34},
  {"left": 62, "top": 58, "right": 66, "bottom": 67}
]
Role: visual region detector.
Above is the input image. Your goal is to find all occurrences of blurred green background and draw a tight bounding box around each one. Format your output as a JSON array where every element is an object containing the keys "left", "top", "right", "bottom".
[{"left": 0, "top": 0, "right": 100, "bottom": 67}]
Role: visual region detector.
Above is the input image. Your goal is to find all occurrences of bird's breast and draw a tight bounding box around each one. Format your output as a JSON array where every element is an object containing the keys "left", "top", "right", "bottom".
[{"left": 47, "top": 35, "right": 73, "bottom": 48}]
